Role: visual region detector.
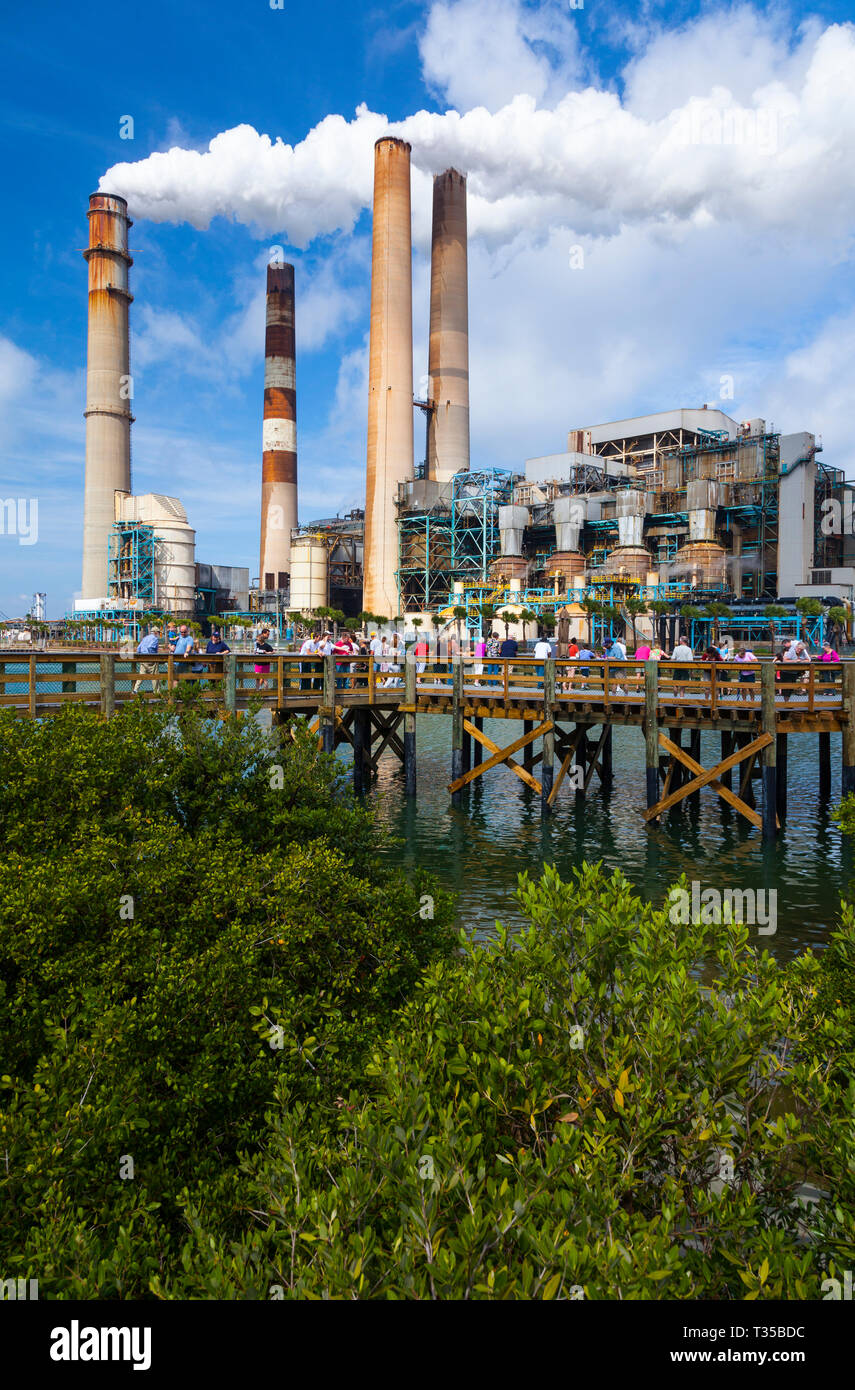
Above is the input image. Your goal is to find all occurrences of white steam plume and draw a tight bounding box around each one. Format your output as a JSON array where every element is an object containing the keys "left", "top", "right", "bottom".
[{"left": 99, "top": 23, "right": 855, "bottom": 249}]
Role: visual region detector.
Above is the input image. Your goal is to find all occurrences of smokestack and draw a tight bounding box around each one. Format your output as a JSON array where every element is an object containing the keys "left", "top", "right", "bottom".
[
  {"left": 81, "top": 193, "right": 133, "bottom": 598},
  {"left": 260, "top": 260, "right": 298, "bottom": 592},
  {"left": 427, "top": 169, "right": 470, "bottom": 483},
  {"left": 363, "top": 137, "right": 414, "bottom": 616}
]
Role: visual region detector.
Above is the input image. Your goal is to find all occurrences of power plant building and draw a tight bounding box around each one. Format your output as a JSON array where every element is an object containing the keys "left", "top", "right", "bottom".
[{"left": 71, "top": 145, "right": 852, "bottom": 643}]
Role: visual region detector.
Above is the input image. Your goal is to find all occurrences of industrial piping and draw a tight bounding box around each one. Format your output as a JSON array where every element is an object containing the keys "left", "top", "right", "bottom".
[
  {"left": 427, "top": 169, "right": 470, "bottom": 483},
  {"left": 260, "top": 260, "right": 298, "bottom": 592},
  {"left": 363, "top": 137, "right": 415, "bottom": 615},
  {"left": 81, "top": 192, "right": 133, "bottom": 598}
]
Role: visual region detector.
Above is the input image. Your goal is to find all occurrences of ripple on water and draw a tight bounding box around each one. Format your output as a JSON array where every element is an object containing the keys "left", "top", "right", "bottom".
[{"left": 357, "top": 720, "right": 848, "bottom": 963}]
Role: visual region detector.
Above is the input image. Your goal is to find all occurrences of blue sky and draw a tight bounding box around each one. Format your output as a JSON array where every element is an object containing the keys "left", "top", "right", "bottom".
[{"left": 1, "top": 0, "right": 854, "bottom": 617}]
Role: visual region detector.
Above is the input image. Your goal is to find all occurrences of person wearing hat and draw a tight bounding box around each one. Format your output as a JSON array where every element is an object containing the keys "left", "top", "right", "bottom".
[{"left": 201, "top": 629, "right": 230, "bottom": 681}]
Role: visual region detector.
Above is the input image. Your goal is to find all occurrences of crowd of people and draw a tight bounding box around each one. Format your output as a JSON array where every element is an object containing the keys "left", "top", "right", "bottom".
[{"left": 130, "top": 618, "right": 842, "bottom": 700}]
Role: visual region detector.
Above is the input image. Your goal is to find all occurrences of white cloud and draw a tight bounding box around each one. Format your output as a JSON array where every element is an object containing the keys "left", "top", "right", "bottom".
[
  {"left": 621, "top": 5, "right": 823, "bottom": 119},
  {"left": 100, "top": 18, "right": 855, "bottom": 252},
  {"left": 420, "top": 0, "right": 584, "bottom": 113},
  {"left": 751, "top": 309, "right": 855, "bottom": 476}
]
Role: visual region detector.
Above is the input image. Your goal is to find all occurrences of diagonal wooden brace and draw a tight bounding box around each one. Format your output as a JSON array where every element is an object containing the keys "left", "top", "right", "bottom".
[
  {"left": 643, "top": 731, "right": 772, "bottom": 827},
  {"left": 547, "top": 726, "right": 587, "bottom": 806},
  {"left": 449, "top": 719, "right": 552, "bottom": 794}
]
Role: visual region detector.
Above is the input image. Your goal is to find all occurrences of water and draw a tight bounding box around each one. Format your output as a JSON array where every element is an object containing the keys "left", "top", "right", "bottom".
[
  {"left": 5, "top": 661, "right": 847, "bottom": 959},
  {"left": 363, "top": 719, "right": 849, "bottom": 963}
]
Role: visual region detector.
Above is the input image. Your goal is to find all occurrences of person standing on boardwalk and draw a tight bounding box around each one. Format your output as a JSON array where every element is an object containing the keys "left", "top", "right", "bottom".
[
  {"left": 534, "top": 632, "right": 552, "bottom": 682},
  {"left": 734, "top": 646, "right": 758, "bottom": 702},
  {"left": 369, "top": 630, "right": 383, "bottom": 681},
  {"left": 607, "top": 633, "right": 627, "bottom": 694},
  {"left": 670, "top": 633, "right": 694, "bottom": 699},
  {"left": 169, "top": 623, "right": 196, "bottom": 692},
  {"left": 474, "top": 633, "right": 487, "bottom": 686},
  {"left": 820, "top": 639, "right": 840, "bottom": 688},
  {"left": 254, "top": 627, "right": 274, "bottom": 692},
  {"left": 133, "top": 626, "right": 162, "bottom": 695}
]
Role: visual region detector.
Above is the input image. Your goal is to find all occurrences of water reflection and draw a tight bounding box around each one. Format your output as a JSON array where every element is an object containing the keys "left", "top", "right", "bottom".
[{"left": 361, "top": 720, "right": 846, "bottom": 962}]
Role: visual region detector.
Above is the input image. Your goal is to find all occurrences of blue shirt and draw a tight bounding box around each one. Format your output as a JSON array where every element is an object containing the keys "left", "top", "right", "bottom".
[
  {"left": 137, "top": 634, "right": 159, "bottom": 655},
  {"left": 206, "top": 639, "right": 229, "bottom": 654},
  {"left": 173, "top": 635, "right": 195, "bottom": 655}
]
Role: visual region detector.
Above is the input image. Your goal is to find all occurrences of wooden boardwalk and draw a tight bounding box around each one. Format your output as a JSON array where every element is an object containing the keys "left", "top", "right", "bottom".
[{"left": 2, "top": 651, "right": 852, "bottom": 838}]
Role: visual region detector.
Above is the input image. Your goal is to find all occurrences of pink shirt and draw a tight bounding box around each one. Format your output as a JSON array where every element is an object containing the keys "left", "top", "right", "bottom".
[{"left": 635, "top": 645, "right": 651, "bottom": 660}]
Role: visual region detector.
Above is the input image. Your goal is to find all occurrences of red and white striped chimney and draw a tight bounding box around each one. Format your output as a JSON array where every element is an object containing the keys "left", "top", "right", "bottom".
[{"left": 260, "top": 261, "right": 298, "bottom": 593}]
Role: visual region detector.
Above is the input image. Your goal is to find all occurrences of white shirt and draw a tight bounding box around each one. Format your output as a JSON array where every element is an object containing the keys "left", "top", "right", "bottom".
[
  {"left": 671, "top": 644, "right": 694, "bottom": 661},
  {"left": 534, "top": 640, "right": 552, "bottom": 660},
  {"left": 300, "top": 638, "right": 316, "bottom": 655},
  {"left": 369, "top": 637, "right": 383, "bottom": 658}
]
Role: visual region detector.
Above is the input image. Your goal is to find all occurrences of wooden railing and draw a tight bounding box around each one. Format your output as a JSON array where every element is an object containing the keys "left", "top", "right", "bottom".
[{"left": 0, "top": 652, "right": 845, "bottom": 718}]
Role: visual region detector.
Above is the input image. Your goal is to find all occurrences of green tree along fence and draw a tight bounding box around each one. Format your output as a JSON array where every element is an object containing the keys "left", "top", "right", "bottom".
[
  {"left": 0, "top": 697, "right": 854, "bottom": 1298},
  {"left": 0, "top": 697, "right": 454, "bottom": 1298}
]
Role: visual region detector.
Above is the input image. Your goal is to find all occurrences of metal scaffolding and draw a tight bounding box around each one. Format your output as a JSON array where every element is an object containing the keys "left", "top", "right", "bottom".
[
  {"left": 451, "top": 469, "right": 515, "bottom": 584},
  {"left": 397, "top": 511, "right": 453, "bottom": 611},
  {"left": 108, "top": 521, "right": 156, "bottom": 605}
]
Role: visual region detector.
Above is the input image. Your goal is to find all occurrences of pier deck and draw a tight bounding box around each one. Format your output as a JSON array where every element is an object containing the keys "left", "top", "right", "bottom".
[{"left": 2, "top": 652, "right": 852, "bottom": 837}]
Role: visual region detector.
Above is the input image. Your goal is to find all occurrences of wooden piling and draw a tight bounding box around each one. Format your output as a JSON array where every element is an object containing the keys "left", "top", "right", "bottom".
[
  {"left": 720, "top": 730, "right": 733, "bottom": 791},
  {"left": 100, "top": 654, "right": 116, "bottom": 719},
  {"left": 451, "top": 659, "right": 464, "bottom": 807},
  {"left": 223, "top": 654, "right": 237, "bottom": 715},
  {"left": 575, "top": 724, "right": 587, "bottom": 797},
  {"left": 321, "top": 654, "right": 336, "bottom": 755},
  {"left": 404, "top": 657, "right": 417, "bottom": 797},
  {"left": 776, "top": 732, "right": 788, "bottom": 822},
  {"left": 353, "top": 708, "right": 369, "bottom": 795},
  {"left": 669, "top": 728, "right": 683, "bottom": 792},
  {"left": 462, "top": 726, "right": 471, "bottom": 777},
  {"left": 819, "top": 730, "right": 831, "bottom": 803},
  {"left": 760, "top": 662, "right": 777, "bottom": 841},
  {"left": 601, "top": 724, "right": 614, "bottom": 789},
  {"left": 473, "top": 716, "right": 484, "bottom": 768},
  {"left": 541, "top": 660, "right": 555, "bottom": 817},
  {"left": 523, "top": 720, "right": 534, "bottom": 772},
  {"left": 843, "top": 663, "right": 855, "bottom": 797},
  {"left": 644, "top": 663, "right": 659, "bottom": 809},
  {"left": 688, "top": 727, "right": 701, "bottom": 806}
]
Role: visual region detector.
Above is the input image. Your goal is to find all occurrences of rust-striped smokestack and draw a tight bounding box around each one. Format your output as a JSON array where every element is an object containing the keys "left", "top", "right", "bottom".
[
  {"left": 427, "top": 169, "right": 470, "bottom": 484},
  {"left": 260, "top": 260, "right": 298, "bottom": 592},
  {"left": 363, "top": 137, "right": 414, "bottom": 616},
  {"left": 81, "top": 192, "right": 133, "bottom": 598}
]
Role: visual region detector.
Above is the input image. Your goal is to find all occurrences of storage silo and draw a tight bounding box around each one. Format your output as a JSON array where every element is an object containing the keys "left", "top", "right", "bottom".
[{"left": 290, "top": 537, "right": 329, "bottom": 613}]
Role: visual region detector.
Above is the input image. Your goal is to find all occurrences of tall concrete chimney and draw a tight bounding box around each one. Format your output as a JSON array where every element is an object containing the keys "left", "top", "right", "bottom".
[
  {"left": 427, "top": 169, "right": 470, "bottom": 483},
  {"left": 81, "top": 193, "right": 133, "bottom": 598},
  {"left": 363, "top": 137, "right": 414, "bottom": 616},
  {"left": 260, "top": 261, "right": 298, "bottom": 592}
]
